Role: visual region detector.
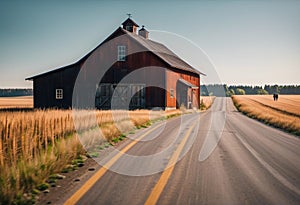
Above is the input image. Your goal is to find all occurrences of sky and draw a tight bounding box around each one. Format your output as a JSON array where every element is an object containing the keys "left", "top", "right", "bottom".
[{"left": 0, "top": 0, "right": 299, "bottom": 88}]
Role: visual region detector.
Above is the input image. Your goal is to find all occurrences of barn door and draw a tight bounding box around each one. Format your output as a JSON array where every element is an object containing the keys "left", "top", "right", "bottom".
[
  {"left": 95, "top": 84, "right": 113, "bottom": 109},
  {"left": 176, "top": 83, "right": 188, "bottom": 108},
  {"left": 96, "top": 84, "right": 145, "bottom": 109},
  {"left": 111, "top": 84, "right": 131, "bottom": 109},
  {"left": 131, "top": 84, "right": 145, "bottom": 109}
]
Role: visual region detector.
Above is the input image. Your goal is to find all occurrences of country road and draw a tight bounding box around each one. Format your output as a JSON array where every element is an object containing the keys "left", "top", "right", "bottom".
[{"left": 57, "top": 97, "right": 300, "bottom": 205}]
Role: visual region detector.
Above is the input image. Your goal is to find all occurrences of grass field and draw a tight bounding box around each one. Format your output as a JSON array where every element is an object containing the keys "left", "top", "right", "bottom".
[{"left": 232, "top": 95, "right": 300, "bottom": 136}]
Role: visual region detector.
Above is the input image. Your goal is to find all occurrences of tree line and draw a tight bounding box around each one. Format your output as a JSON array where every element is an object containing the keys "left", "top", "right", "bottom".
[
  {"left": 0, "top": 89, "right": 33, "bottom": 97},
  {"left": 200, "top": 85, "right": 300, "bottom": 97},
  {"left": 0, "top": 86, "right": 299, "bottom": 98}
]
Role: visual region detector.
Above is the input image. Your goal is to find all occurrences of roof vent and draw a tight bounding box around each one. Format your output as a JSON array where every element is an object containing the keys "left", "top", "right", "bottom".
[{"left": 138, "top": 25, "right": 149, "bottom": 39}]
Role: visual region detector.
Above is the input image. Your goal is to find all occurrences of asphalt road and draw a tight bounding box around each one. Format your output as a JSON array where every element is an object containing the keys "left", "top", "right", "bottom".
[{"left": 63, "top": 97, "right": 300, "bottom": 205}]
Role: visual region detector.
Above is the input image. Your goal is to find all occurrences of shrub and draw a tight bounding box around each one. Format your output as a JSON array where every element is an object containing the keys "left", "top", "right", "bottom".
[
  {"left": 236, "top": 88, "right": 246, "bottom": 95},
  {"left": 257, "top": 89, "right": 269, "bottom": 95}
]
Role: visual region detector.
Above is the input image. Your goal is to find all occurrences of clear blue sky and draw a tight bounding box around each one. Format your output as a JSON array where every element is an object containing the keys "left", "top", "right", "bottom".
[{"left": 0, "top": 0, "right": 299, "bottom": 88}]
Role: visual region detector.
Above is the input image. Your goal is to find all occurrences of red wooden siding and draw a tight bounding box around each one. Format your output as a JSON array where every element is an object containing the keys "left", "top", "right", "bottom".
[{"left": 165, "top": 68, "right": 200, "bottom": 109}]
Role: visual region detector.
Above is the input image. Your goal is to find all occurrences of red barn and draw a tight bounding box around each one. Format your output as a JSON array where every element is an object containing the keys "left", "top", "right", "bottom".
[{"left": 26, "top": 18, "right": 204, "bottom": 110}]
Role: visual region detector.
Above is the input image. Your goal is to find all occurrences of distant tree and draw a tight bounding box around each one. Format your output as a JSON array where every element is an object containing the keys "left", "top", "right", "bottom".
[
  {"left": 226, "top": 90, "right": 231, "bottom": 97},
  {"left": 274, "top": 85, "right": 280, "bottom": 93},
  {"left": 264, "top": 84, "right": 281, "bottom": 94},
  {"left": 200, "top": 84, "right": 227, "bottom": 97},
  {"left": 202, "top": 84, "right": 300, "bottom": 96},
  {"left": 230, "top": 89, "right": 235, "bottom": 95},
  {"left": 279, "top": 85, "right": 300, "bottom": 94},
  {"left": 0, "top": 89, "right": 33, "bottom": 97},
  {"left": 236, "top": 88, "right": 246, "bottom": 95},
  {"left": 257, "top": 89, "right": 269, "bottom": 95},
  {"left": 200, "top": 85, "right": 209, "bottom": 96}
]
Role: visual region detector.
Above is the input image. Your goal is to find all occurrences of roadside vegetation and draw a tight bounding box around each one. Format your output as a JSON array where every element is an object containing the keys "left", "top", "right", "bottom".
[
  {"left": 0, "top": 108, "right": 182, "bottom": 204},
  {"left": 200, "top": 96, "right": 215, "bottom": 110},
  {"left": 232, "top": 95, "right": 300, "bottom": 136}
]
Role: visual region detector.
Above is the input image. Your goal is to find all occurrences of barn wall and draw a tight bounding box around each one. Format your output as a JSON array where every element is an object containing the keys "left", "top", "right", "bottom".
[
  {"left": 165, "top": 68, "right": 200, "bottom": 109},
  {"left": 86, "top": 33, "right": 168, "bottom": 109},
  {"left": 33, "top": 64, "right": 80, "bottom": 109}
]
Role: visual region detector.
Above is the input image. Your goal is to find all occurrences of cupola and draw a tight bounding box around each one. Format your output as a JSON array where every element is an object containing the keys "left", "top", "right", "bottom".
[{"left": 122, "top": 16, "right": 139, "bottom": 33}]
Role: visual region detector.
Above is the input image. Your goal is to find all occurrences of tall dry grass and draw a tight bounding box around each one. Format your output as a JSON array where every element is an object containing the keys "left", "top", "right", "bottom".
[
  {"left": 0, "top": 108, "right": 181, "bottom": 204},
  {"left": 0, "top": 110, "right": 80, "bottom": 204},
  {"left": 232, "top": 95, "right": 300, "bottom": 136},
  {"left": 200, "top": 96, "right": 216, "bottom": 110}
]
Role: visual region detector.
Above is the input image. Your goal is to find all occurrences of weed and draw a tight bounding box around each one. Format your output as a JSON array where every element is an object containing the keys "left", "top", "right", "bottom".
[
  {"left": 88, "top": 152, "right": 100, "bottom": 158},
  {"left": 36, "top": 183, "right": 50, "bottom": 191}
]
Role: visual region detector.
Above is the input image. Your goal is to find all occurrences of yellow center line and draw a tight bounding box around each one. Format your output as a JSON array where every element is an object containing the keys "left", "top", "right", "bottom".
[
  {"left": 144, "top": 120, "right": 198, "bottom": 205},
  {"left": 64, "top": 123, "right": 165, "bottom": 205}
]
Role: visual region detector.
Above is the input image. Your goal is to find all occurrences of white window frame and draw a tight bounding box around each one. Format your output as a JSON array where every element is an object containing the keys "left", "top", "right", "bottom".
[
  {"left": 118, "top": 45, "right": 126, "bottom": 61},
  {"left": 170, "top": 88, "right": 174, "bottom": 98},
  {"left": 56, "top": 89, "right": 63, "bottom": 99}
]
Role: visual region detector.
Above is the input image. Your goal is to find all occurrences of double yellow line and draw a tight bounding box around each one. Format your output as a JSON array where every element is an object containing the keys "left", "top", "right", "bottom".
[
  {"left": 64, "top": 123, "right": 165, "bottom": 205},
  {"left": 64, "top": 118, "right": 198, "bottom": 205},
  {"left": 144, "top": 120, "right": 198, "bottom": 205}
]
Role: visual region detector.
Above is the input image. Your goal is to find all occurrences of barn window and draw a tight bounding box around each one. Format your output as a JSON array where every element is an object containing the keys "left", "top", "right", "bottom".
[
  {"left": 118, "top": 46, "right": 126, "bottom": 61},
  {"left": 56, "top": 89, "right": 63, "bottom": 99},
  {"left": 170, "top": 89, "right": 174, "bottom": 98},
  {"left": 125, "top": 25, "right": 133, "bottom": 31}
]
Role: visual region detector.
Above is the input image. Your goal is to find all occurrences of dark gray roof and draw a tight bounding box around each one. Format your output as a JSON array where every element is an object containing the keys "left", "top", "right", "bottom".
[
  {"left": 122, "top": 18, "right": 139, "bottom": 27},
  {"left": 26, "top": 26, "right": 205, "bottom": 80},
  {"left": 122, "top": 28, "right": 204, "bottom": 75}
]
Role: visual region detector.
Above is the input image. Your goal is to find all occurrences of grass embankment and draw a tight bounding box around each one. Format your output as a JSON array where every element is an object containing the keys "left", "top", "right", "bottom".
[
  {"left": 232, "top": 95, "right": 300, "bottom": 136},
  {"left": 0, "top": 109, "right": 181, "bottom": 204}
]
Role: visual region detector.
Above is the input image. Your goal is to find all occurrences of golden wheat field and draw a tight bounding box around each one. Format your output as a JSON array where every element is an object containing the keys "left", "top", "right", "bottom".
[
  {"left": 232, "top": 95, "right": 300, "bottom": 136},
  {"left": 0, "top": 96, "right": 33, "bottom": 108},
  {"left": 0, "top": 107, "right": 181, "bottom": 204}
]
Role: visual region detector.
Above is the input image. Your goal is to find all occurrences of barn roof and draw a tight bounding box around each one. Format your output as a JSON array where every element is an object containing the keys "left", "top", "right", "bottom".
[
  {"left": 26, "top": 26, "right": 204, "bottom": 80},
  {"left": 122, "top": 18, "right": 139, "bottom": 27},
  {"left": 120, "top": 28, "right": 204, "bottom": 75}
]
